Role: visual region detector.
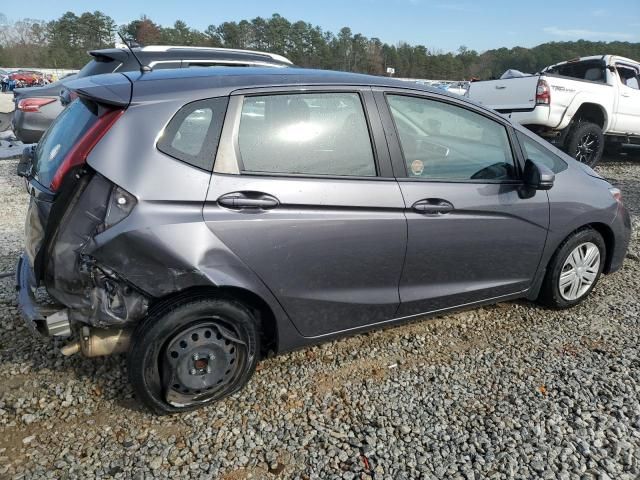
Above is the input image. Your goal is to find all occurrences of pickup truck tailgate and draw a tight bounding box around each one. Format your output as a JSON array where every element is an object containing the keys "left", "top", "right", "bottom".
[{"left": 467, "top": 76, "right": 540, "bottom": 111}]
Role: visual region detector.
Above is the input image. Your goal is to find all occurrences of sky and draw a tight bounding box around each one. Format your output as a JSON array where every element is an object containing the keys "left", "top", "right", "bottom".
[{"left": 2, "top": 0, "right": 640, "bottom": 52}]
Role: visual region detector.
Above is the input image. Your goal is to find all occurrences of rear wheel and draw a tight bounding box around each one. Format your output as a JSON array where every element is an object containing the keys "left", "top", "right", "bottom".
[
  {"left": 128, "top": 297, "right": 260, "bottom": 414},
  {"left": 537, "top": 228, "right": 605, "bottom": 308},
  {"left": 565, "top": 121, "right": 604, "bottom": 167}
]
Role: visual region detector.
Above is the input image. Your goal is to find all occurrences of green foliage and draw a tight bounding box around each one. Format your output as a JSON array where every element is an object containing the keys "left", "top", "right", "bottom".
[{"left": 2, "top": 11, "right": 640, "bottom": 78}]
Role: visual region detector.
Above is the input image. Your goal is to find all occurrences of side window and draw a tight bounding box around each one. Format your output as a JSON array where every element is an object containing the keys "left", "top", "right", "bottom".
[
  {"left": 157, "top": 97, "right": 228, "bottom": 170},
  {"left": 387, "top": 94, "right": 516, "bottom": 181},
  {"left": 616, "top": 65, "right": 640, "bottom": 90},
  {"left": 237, "top": 92, "right": 376, "bottom": 177},
  {"left": 516, "top": 131, "right": 568, "bottom": 174}
]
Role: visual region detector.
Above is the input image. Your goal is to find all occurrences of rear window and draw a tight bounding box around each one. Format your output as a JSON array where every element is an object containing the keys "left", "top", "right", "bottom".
[
  {"left": 77, "top": 58, "right": 122, "bottom": 79},
  {"left": 546, "top": 60, "right": 606, "bottom": 83},
  {"left": 34, "top": 98, "right": 98, "bottom": 188}
]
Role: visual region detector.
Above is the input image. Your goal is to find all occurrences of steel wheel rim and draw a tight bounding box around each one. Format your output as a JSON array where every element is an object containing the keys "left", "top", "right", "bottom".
[
  {"left": 559, "top": 242, "right": 600, "bottom": 301},
  {"left": 161, "top": 318, "right": 247, "bottom": 407},
  {"left": 575, "top": 133, "right": 599, "bottom": 164}
]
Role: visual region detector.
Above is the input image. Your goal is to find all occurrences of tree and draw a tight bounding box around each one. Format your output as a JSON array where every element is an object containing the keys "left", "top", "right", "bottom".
[{"left": 2, "top": 10, "right": 640, "bottom": 79}]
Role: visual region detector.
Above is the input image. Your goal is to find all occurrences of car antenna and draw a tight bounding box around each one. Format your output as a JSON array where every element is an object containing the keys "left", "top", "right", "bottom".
[{"left": 117, "top": 32, "right": 152, "bottom": 73}]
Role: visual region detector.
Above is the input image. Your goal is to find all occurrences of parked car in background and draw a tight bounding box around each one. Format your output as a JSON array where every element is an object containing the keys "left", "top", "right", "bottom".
[
  {"left": 12, "top": 45, "right": 293, "bottom": 143},
  {"left": 467, "top": 55, "right": 640, "bottom": 166},
  {"left": 16, "top": 67, "right": 630, "bottom": 413},
  {"left": 9, "top": 70, "right": 44, "bottom": 86},
  {"left": 11, "top": 75, "right": 78, "bottom": 142}
]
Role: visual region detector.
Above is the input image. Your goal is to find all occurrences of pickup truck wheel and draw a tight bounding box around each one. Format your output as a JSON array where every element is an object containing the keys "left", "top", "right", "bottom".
[
  {"left": 127, "top": 298, "right": 260, "bottom": 414},
  {"left": 537, "top": 228, "right": 605, "bottom": 309},
  {"left": 566, "top": 122, "right": 604, "bottom": 167}
]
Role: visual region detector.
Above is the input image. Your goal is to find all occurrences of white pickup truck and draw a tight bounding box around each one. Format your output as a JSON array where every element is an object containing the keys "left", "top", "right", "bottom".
[{"left": 467, "top": 55, "right": 640, "bottom": 166}]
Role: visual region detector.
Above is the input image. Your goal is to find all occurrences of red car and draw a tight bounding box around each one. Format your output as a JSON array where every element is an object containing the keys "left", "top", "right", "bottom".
[{"left": 9, "top": 70, "right": 44, "bottom": 86}]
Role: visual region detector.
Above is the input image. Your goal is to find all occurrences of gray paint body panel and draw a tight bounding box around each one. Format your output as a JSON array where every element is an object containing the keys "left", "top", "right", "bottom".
[
  {"left": 204, "top": 174, "right": 407, "bottom": 337},
  {"left": 19, "top": 67, "right": 632, "bottom": 355}
]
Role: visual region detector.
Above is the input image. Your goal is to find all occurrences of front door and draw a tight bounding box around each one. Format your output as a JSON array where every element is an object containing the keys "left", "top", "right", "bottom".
[
  {"left": 376, "top": 90, "right": 550, "bottom": 317},
  {"left": 203, "top": 89, "right": 407, "bottom": 337}
]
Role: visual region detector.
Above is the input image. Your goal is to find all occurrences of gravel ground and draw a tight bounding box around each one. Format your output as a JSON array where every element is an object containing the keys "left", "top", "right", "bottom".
[{"left": 1, "top": 150, "right": 639, "bottom": 479}]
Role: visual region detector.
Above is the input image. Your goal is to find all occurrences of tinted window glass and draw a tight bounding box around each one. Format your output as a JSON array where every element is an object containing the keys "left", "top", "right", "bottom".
[
  {"left": 516, "top": 131, "right": 568, "bottom": 174},
  {"left": 546, "top": 60, "right": 606, "bottom": 83},
  {"left": 170, "top": 107, "right": 213, "bottom": 156},
  {"left": 77, "top": 58, "right": 122, "bottom": 78},
  {"left": 34, "top": 98, "right": 97, "bottom": 187},
  {"left": 157, "top": 97, "right": 228, "bottom": 171},
  {"left": 238, "top": 93, "right": 376, "bottom": 176},
  {"left": 617, "top": 65, "right": 640, "bottom": 90},
  {"left": 387, "top": 95, "right": 516, "bottom": 181}
]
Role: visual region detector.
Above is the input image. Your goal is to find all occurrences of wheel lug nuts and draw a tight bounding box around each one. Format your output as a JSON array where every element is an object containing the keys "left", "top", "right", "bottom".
[
  {"left": 208, "top": 353, "right": 215, "bottom": 360},
  {"left": 190, "top": 368, "right": 197, "bottom": 375},
  {"left": 206, "top": 366, "right": 212, "bottom": 374},
  {"left": 192, "top": 353, "right": 199, "bottom": 360}
]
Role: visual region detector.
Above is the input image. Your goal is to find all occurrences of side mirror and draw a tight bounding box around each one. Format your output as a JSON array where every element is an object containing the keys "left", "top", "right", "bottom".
[{"left": 523, "top": 159, "right": 555, "bottom": 190}]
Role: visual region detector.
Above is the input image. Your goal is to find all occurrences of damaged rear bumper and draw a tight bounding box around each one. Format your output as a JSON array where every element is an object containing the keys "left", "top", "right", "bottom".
[
  {"left": 15, "top": 253, "right": 47, "bottom": 336},
  {"left": 15, "top": 253, "right": 70, "bottom": 337}
]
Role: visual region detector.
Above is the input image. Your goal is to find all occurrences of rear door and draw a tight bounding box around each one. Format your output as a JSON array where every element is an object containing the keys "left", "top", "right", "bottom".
[
  {"left": 203, "top": 87, "right": 407, "bottom": 338},
  {"left": 467, "top": 76, "right": 540, "bottom": 112},
  {"left": 375, "top": 89, "right": 550, "bottom": 317}
]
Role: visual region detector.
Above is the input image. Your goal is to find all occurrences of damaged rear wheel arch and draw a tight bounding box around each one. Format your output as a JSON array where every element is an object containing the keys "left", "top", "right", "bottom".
[{"left": 145, "top": 286, "right": 279, "bottom": 358}]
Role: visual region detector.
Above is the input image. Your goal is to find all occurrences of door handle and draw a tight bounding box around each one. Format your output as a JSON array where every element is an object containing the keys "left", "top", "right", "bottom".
[
  {"left": 495, "top": 85, "right": 507, "bottom": 90},
  {"left": 412, "top": 199, "right": 454, "bottom": 215},
  {"left": 218, "top": 192, "right": 279, "bottom": 210},
  {"left": 621, "top": 93, "right": 631, "bottom": 98}
]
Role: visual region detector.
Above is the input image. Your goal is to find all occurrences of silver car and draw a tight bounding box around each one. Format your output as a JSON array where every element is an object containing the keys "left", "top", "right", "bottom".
[{"left": 16, "top": 67, "right": 631, "bottom": 413}]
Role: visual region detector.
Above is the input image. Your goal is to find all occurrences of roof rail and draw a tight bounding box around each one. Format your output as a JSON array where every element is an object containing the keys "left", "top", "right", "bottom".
[{"left": 140, "top": 45, "right": 293, "bottom": 65}]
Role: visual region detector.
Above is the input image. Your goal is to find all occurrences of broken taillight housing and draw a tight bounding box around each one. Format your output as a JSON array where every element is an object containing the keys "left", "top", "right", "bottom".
[{"left": 50, "top": 108, "right": 124, "bottom": 192}]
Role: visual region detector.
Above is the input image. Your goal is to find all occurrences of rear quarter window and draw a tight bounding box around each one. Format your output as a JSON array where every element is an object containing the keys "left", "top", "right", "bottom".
[{"left": 157, "top": 97, "right": 229, "bottom": 171}]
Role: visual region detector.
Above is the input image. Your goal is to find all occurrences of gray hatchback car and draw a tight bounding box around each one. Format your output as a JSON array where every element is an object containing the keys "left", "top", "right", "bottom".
[{"left": 16, "top": 67, "right": 631, "bottom": 413}]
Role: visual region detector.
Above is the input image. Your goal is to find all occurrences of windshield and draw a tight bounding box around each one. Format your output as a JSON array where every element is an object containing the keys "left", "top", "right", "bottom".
[{"left": 34, "top": 98, "right": 98, "bottom": 188}]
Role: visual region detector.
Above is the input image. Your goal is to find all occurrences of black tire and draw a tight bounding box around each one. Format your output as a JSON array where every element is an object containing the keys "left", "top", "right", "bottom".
[
  {"left": 128, "top": 297, "right": 260, "bottom": 414},
  {"left": 565, "top": 121, "right": 604, "bottom": 167},
  {"left": 537, "top": 228, "right": 606, "bottom": 309}
]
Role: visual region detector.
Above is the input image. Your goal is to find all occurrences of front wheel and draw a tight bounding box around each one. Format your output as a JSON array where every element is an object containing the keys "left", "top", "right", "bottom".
[
  {"left": 565, "top": 121, "right": 604, "bottom": 167},
  {"left": 537, "top": 228, "right": 606, "bottom": 309},
  {"left": 128, "top": 297, "right": 260, "bottom": 414}
]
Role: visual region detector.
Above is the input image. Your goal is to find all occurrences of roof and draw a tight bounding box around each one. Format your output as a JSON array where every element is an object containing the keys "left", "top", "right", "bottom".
[
  {"left": 126, "top": 66, "right": 441, "bottom": 92},
  {"left": 67, "top": 66, "right": 498, "bottom": 119},
  {"left": 543, "top": 54, "right": 639, "bottom": 71}
]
